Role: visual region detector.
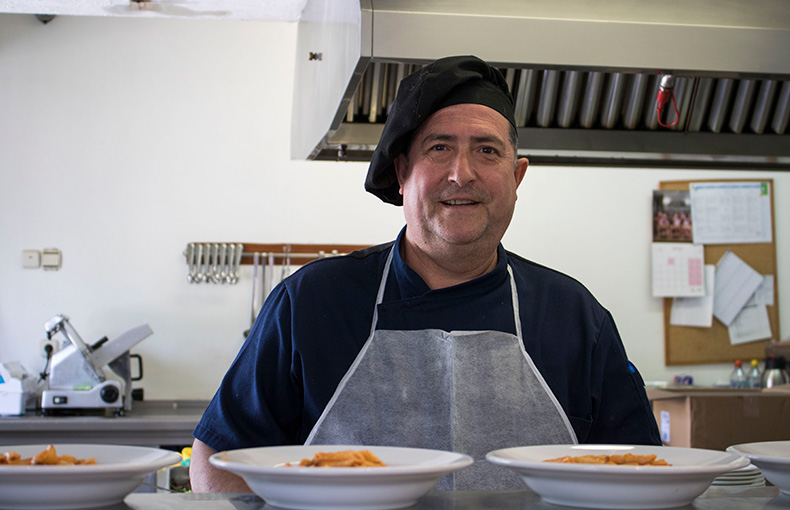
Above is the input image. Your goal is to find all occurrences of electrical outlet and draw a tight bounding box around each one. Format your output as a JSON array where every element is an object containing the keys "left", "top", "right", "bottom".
[{"left": 39, "top": 338, "right": 59, "bottom": 358}]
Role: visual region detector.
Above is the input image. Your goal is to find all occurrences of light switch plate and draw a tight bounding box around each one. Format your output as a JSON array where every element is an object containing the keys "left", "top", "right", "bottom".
[{"left": 22, "top": 250, "right": 41, "bottom": 268}]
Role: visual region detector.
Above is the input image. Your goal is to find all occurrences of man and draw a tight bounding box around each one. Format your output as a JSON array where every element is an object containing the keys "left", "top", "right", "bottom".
[{"left": 190, "top": 55, "right": 661, "bottom": 492}]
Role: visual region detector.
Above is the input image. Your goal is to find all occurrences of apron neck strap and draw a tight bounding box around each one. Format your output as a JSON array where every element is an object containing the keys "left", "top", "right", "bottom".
[
  {"left": 368, "top": 246, "right": 395, "bottom": 338},
  {"left": 371, "top": 245, "right": 522, "bottom": 340},
  {"left": 506, "top": 264, "right": 522, "bottom": 339}
]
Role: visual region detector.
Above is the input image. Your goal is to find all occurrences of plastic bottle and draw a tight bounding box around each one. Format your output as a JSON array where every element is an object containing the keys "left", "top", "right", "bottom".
[
  {"left": 747, "top": 359, "right": 762, "bottom": 389},
  {"left": 729, "top": 359, "right": 747, "bottom": 389}
]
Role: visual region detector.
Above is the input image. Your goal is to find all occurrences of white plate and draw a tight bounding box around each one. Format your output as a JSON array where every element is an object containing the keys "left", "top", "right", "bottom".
[
  {"left": 0, "top": 443, "right": 182, "bottom": 510},
  {"left": 486, "top": 444, "right": 749, "bottom": 509},
  {"left": 727, "top": 441, "right": 790, "bottom": 495},
  {"left": 712, "top": 463, "right": 765, "bottom": 486},
  {"left": 209, "top": 445, "right": 473, "bottom": 510}
]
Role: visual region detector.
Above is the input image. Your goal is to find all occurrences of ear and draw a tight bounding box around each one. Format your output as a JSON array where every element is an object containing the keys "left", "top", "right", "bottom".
[
  {"left": 393, "top": 154, "right": 409, "bottom": 195},
  {"left": 513, "top": 157, "right": 529, "bottom": 188}
]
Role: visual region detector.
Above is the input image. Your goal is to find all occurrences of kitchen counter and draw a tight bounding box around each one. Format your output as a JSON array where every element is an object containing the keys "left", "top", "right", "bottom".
[
  {"left": 0, "top": 400, "right": 207, "bottom": 447},
  {"left": 109, "top": 487, "right": 786, "bottom": 509}
]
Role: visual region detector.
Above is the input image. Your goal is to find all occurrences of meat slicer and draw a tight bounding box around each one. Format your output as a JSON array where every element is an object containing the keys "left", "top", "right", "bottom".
[{"left": 40, "top": 314, "right": 152, "bottom": 416}]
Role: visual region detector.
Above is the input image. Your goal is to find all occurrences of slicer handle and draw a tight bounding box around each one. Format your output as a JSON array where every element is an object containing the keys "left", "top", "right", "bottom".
[{"left": 130, "top": 354, "right": 143, "bottom": 382}]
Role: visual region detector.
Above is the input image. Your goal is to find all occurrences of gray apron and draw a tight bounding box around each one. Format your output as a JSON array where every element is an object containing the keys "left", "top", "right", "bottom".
[{"left": 305, "top": 247, "right": 577, "bottom": 489}]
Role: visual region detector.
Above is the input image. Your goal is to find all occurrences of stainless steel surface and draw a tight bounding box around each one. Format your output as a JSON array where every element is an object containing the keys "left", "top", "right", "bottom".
[
  {"left": 195, "top": 244, "right": 205, "bottom": 283},
  {"left": 535, "top": 70, "right": 559, "bottom": 128},
  {"left": 90, "top": 325, "right": 153, "bottom": 369},
  {"left": 42, "top": 318, "right": 152, "bottom": 413},
  {"left": 622, "top": 73, "right": 649, "bottom": 130},
  {"left": 579, "top": 72, "right": 604, "bottom": 129},
  {"left": 600, "top": 73, "right": 626, "bottom": 129},
  {"left": 114, "top": 487, "right": 785, "bottom": 509},
  {"left": 202, "top": 244, "right": 212, "bottom": 284},
  {"left": 772, "top": 81, "right": 790, "bottom": 134},
  {"left": 184, "top": 243, "right": 245, "bottom": 285},
  {"left": 762, "top": 356, "right": 790, "bottom": 388},
  {"left": 514, "top": 69, "right": 537, "bottom": 127},
  {"left": 229, "top": 243, "right": 243, "bottom": 284},
  {"left": 41, "top": 317, "right": 150, "bottom": 414},
  {"left": 556, "top": 71, "right": 581, "bottom": 128},
  {"left": 365, "top": 0, "right": 790, "bottom": 74},
  {"left": 708, "top": 79, "right": 735, "bottom": 134},
  {"left": 266, "top": 252, "right": 274, "bottom": 298},
  {"left": 0, "top": 400, "right": 207, "bottom": 447},
  {"left": 292, "top": 0, "right": 790, "bottom": 168},
  {"left": 762, "top": 369, "right": 789, "bottom": 388},
  {"left": 219, "top": 243, "right": 228, "bottom": 283},
  {"left": 730, "top": 80, "right": 758, "bottom": 134},
  {"left": 108, "top": 353, "right": 135, "bottom": 412},
  {"left": 671, "top": 77, "right": 692, "bottom": 131},
  {"left": 688, "top": 78, "right": 715, "bottom": 133},
  {"left": 186, "top": 243, "right": 197, "bottom": 283},
  {"left": 251, "top": 252, "right": 261, "bottom": 331},
  {"left": 45, "top": 314, "right": 105, "bottom": 382},
  {"left": 752, "top": 80, "right": 778, "bottom": 134},
  {"left": 212, "top": 243, "right": 224, "bottom": 284}
]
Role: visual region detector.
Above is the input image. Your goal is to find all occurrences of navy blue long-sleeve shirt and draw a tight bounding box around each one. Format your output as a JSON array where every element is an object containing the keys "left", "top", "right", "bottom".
[{"left": 194, "top": 228, "right": 660, "bottom": 451}]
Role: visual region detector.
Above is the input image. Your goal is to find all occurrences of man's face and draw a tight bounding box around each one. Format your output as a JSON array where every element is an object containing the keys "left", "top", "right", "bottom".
[{"left": 394, "top": 103, "right": 528, "bottom": 254}]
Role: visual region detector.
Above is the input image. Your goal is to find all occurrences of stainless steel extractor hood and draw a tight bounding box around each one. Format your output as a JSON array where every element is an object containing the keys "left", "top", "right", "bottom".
[{"left": 291, "top": 0, "right": 790, "bottom": 168}]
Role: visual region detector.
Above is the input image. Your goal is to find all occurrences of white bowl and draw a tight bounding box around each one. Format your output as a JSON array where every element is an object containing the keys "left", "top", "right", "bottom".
[
  {"left": 727, "top": 441, "right": 790, "bottom": 494},
  {"left": 0, "top": 443, "right": 181, "bottom": 509},
  {"left": 486, "top": 444, "right": 749, "bottom": 509},
  {"left": 209, "top": 445, "right": 473, "bottom": 510}
]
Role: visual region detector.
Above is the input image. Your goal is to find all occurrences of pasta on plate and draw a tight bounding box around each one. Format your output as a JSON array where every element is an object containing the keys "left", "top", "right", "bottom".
[
  {"left": 544, "top": 453, "right": 669, "bottom": 466},
  {"left": 0, "top": 445, "right": 97, "bottom": 466},
  {"left": 285, "top": 450, "right": 386, "bottom": 468}
]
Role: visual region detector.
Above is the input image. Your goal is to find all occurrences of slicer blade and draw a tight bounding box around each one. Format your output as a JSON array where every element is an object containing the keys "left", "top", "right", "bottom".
[{"left": 89, "top": 324, "right": 153, "bottom": 368}]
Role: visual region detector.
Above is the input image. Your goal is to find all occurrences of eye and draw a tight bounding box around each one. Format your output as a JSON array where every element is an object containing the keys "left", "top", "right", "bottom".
[{"left": 430, "top": 144, "right": 448, "bottom": 152}]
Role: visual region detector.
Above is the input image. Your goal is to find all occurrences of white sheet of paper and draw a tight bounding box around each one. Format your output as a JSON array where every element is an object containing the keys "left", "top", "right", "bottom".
[
  {"left": 659, "top": 411, "right": 671, "bottom": 443},
  {"left": 728, "top": 305, "right": 772, "bottom": 345},
  {"left": 670, "top": 265, "right": 715, "bottom": 327},
  {"left": 689, "top": 181, "right": 772, "bottom": 244},
  {"left": 746, "top": 275, "right": 775, "bottom": 307},
  {"left": 713, "top": 251, "right": 764, "bottom": 326},
  {"left": 651, "top": 243, "right": 705, "bottom": 297}
]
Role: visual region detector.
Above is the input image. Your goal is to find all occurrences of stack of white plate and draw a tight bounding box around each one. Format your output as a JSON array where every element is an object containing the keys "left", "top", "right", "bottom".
[{"left": 712, "top": 463, "right": 765, "bottom": 487}]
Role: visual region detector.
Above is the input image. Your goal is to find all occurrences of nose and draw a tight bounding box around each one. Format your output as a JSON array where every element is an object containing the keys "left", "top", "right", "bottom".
[{"left": 447, "top": 152, "right": 475, "bottom": 187}]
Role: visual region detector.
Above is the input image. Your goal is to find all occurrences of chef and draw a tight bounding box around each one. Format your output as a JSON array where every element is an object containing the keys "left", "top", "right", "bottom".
[{"left": 190, "top": 55, "right": 661, "bottom": 492}]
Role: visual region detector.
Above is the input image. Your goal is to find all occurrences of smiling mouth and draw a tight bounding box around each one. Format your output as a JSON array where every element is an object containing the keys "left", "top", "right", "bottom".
[{"left": 442, "top": 199, "right": 478, "bottom": 206}]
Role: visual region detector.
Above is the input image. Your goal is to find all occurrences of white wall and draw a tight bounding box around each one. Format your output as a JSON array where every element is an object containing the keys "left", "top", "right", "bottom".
[{"left": 1, "top": 14, "right": 787, "bottom": 400}]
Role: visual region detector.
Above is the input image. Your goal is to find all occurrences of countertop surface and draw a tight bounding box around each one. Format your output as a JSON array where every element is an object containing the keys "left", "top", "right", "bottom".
[
  {"left": 101, "top": 487, "right": 788, "bottom": 509},
  {"left": 0, "top": 400, "right": 207, "bottom": 446}
]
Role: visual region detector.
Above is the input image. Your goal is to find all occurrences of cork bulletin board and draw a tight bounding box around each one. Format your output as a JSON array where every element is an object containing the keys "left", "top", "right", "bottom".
[{"left": 660, "top": 179, "right": 779, "bottom": 365}]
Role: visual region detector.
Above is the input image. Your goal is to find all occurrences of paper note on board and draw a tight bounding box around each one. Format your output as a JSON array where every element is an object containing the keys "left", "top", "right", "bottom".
[
  {"left": 728, "top": 305, "right": 772, "bottom": 345},
  {"left": 670, "top": 265, "right": 715, "bottom": 327},
  {"left": 713, "top": 251, "right": 764, "bottom": 326},
  {"left": 689, "top": 181, "right": 772, "bottom": 244},
  {"left": 651, "top": 243, "right": 705, "bottom": 297},
  {"left": 745, "top": 275, "right": 775, "bottom": 307}
]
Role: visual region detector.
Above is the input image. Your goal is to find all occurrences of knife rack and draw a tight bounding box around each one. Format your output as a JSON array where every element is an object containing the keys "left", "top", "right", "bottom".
[
  {"left": 183, "top": 242, "right": 370, "bottom": 285},
  {"left": 236, "top": 243, "right": 370, "bottom": 266}
]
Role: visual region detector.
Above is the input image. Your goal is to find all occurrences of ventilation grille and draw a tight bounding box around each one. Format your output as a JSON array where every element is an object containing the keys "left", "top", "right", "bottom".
[{"left": 346, "top": 62, "right": 790, "bottom": 136}]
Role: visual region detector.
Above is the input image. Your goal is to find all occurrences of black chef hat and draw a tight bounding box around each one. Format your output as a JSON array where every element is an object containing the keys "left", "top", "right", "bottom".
[{"left": 364, "top": 55, "right": 516, "bottom": 206}]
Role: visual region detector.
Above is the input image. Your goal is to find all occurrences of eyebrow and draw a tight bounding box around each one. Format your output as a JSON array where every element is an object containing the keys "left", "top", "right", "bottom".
[{"left": 419, "top": 133, "right": 507, "bottom": 147}]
